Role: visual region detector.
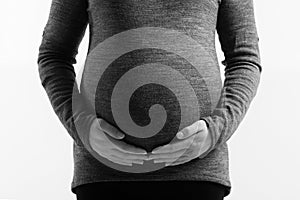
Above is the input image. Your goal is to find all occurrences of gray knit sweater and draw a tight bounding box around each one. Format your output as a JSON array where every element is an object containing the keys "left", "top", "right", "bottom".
[{"left": 37, "top": 0, "right": 262, "bottom": 197}]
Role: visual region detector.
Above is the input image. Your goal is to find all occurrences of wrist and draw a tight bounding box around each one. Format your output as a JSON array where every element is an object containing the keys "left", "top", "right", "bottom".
[{"left": 198, "top": 118, "right": 214, "bottom": 158}]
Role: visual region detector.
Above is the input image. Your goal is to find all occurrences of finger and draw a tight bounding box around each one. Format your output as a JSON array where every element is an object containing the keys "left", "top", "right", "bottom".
[
  {"left": 95, "top": 150, "right": 133, "bottom": 166},
  {"left": 109, "top": 154, "right": 145, "bottom": 165},
  {"left": 92, "top": 149, "right": 143, "bottom": 165},
  {"left": 97, "top": 118, "right": 125, "bottom": 139},
  {"left": 110, "top": 139, "right": 148, "bottom": 155},
  {"left": 176, "top": 120, "right": 206, "bottom": 139},
  {"left": 110, "top": 148, "right": 148, "bottom": 160},
  {"left": 92, "top": 139, "right": 148, "bottom": 161},
  {"left": 153, "top": 156, "right": 186, "bottom": 164},
  {"left": 153, "top": 151, "right": 191, "bottom": 163},
  {"left": 147, "top": 149, "right": 187, "bottom": 160},
  {"left": 165, "top": 157, "right": 194, "bottom": 166},
  {"left": 132, "top": 160, "right": 144, "bottom": 165},
  {"left": 165, "top": 160, "right": 187, "bottom": 167},
  {"left": 107, "top": 156, "right": 133, "bottom": 166},
  {"left": 165, "top": 152, "right": 200, "bottom": 166},
  {"left": 152, "top": 134, "right": 196, "bottom": 154}
]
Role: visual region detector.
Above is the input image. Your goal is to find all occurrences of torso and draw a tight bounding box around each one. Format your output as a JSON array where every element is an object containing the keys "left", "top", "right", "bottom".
[{"left": 80, "top": 0, "right": 223, "bottom": 152}]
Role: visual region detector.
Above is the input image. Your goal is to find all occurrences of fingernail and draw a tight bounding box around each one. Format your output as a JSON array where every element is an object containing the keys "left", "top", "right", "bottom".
[{"left": 177, "top": 132, "right": 184, "bottom": 139}]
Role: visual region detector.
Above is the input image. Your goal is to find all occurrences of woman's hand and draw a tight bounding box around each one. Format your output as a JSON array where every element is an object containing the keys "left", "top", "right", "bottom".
[
  {"left": 89, "top": 118, "right": 148, "bottom": 166},
  {"left": 147, "top": 120, "right": 212, "bottom": 166}
]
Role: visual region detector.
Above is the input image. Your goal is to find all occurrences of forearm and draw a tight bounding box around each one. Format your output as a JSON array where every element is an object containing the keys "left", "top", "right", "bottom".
[
  {"left": 37, "top": 0, "right": 97, "bottom": 150},
  {"left": 200, "top": 0, "right": 262, "bottom": 157}
]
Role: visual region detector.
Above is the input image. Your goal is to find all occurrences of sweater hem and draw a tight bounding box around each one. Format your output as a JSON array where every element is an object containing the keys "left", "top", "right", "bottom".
[{"left": 70, "top": 175, "right": 231, "bottom": 197}]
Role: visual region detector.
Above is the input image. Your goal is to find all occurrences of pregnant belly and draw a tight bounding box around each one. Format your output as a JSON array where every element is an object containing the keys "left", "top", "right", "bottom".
[{"left": 80, "top": 27, "right": 222, "bottom": 152}]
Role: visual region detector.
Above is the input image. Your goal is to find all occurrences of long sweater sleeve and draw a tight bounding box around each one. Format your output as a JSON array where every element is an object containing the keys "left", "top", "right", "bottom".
[
  {"left": 37, "top": 0, "right": 96, "bottom": 152},
  {"left": 200, "top": 0, "right": 262, "bottom": 158}
]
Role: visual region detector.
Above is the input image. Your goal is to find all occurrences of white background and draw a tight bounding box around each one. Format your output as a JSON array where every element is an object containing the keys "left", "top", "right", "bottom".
[{"left": 0, "top": 0, "right": 299, "bottom": 199}]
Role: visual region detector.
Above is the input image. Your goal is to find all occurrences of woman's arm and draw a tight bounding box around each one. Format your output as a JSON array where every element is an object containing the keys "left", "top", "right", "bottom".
[
  {"left": 37, "top": 0, "right": 96, "bottom": 151},
  {"left": 200, "top": 0, "right": 262, "bottom": 157}
]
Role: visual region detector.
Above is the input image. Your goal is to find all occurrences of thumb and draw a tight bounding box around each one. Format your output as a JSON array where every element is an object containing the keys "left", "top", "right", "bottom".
[
  {"left": 96, "top": 118, "right": 125, "bottom": 140},
  {"left": 176, "top": 120, "right": 206, "bottom": 139}
]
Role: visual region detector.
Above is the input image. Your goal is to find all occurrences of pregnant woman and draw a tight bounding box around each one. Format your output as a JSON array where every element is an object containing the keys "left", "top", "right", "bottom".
[{"left": 37, "top": 0, "right": 262, "bottom": 199}]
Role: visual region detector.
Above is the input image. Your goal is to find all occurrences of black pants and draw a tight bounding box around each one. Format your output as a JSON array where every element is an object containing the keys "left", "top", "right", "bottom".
[{"left": 75, "top": 181, "right": 227, "bottom": 200}]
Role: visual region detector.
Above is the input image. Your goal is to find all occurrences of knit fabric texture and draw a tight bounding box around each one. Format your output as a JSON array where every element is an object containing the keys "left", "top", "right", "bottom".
[{"left": 37, "top": 0, "right": 262, "bottom": 197}]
